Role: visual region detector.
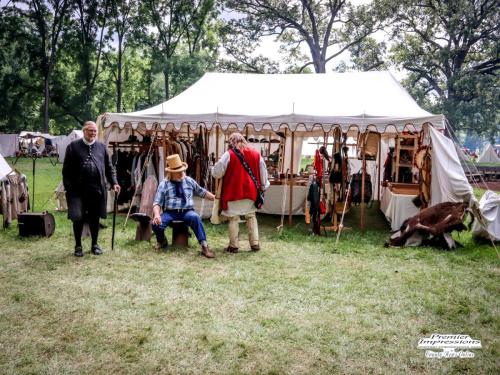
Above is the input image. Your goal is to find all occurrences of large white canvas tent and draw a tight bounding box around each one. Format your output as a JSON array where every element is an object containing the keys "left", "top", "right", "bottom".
[
  {"left": 101, "top": 71, "right": 445, "bottom": 175},
  {"left": 477, "top": 144, "right": 500, "bottom": 163},
  {"left": 102, "top": 71, "right": 444, "bottom": 132},
  {"left": 98, "top": 72, "right": 498, "bottom": 235}
]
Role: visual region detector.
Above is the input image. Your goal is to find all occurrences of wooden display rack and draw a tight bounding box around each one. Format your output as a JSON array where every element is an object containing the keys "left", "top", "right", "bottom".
[{"left": 393, "top": 133, "right": 418, "bottom": 183}]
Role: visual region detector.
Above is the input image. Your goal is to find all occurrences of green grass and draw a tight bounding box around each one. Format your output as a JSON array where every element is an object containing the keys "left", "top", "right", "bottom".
[{"left": 0, "top": 158, "right": 498, "bottom": 374}]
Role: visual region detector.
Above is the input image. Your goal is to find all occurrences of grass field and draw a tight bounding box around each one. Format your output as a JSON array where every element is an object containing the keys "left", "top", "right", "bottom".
[{"left": 0, "top": 157, "right": 498, "bottom": 374}]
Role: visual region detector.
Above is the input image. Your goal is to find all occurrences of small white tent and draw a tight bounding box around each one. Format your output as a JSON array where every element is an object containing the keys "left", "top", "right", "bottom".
[
  {"left": 58, "top": 129, "right": 83, "bottom": 162},
  {"left": 0, "top": 134, "right": 18, "bottom": 157},
  {"left": 477, "top": 144, "right": 500, "bottom": 163}
]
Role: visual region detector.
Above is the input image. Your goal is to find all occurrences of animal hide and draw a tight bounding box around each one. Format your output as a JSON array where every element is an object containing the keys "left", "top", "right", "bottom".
[{"left": 386, "top": 202, "right": 474, "bottom": 250}]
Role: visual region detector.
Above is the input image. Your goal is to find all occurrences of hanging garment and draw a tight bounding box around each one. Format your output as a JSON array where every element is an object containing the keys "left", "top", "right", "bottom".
[
  {"left": 351, "top": 172, "right": 372, "bottom": 204},
  {"left": 383, "top": 150, "right": 393, "bottom": 182},
  {"left": 307, "top": 179, "right": 321, "bottom": 235},
  {"left": 1, "top": 180, "right": 9, "bottom": 228},
  {"left": 329, "top": 152, "right": 343, "bottom": 183},
  {"left": 314, "top": 149, "right": 323, "bottom": 177}
]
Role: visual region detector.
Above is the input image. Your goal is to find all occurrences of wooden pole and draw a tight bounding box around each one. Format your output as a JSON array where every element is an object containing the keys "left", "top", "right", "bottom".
[
  {"left": 163, "top": 130, "right": 167, "bottom": 159},
  {"left": 361, "top": 141, "right": 366, "bottom": 232},
  {"left": 288, "top": 130, "right": 295, "bottom": 226},
  {"left": 215, "top": 124, "right": 219, "bottom": 159},
  {"left": 377, "top": 134, "right": 381, "bottom": 201}
]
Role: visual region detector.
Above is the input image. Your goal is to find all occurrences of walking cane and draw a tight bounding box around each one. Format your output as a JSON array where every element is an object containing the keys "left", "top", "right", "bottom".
[{"left": 111, "top": 191, "right": 118, "bottom": 251}]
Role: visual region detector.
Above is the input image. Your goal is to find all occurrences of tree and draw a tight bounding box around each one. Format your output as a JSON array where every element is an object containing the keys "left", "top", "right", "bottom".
[
  {"left": 19, "top": 0, "right": 72, "bottom": 133},
  {"left": 106, "top": 0, "right": 139, "bottom": 112},
  {"left": 223, "top": 0, "right": 389, "bottom": 73},
  {"left": 389, "top": 0, "right": 499, "bottom": 137},
  {"left": 0, "top": 5, "right": 41, "bottom": 133},
  {"left": 334, "top": 37, "right": 388, "bottom": 72},
  {"left": 139, "top": 0, "right": 217, "bottom": 100},
  {"left": 70, "top": 0, "right": 110, "bottom": 122}
]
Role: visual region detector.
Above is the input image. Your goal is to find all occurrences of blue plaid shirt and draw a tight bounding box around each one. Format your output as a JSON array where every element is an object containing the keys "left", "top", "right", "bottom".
[{"left": 153, "top": 176, "right": 207, "bottom": 210}]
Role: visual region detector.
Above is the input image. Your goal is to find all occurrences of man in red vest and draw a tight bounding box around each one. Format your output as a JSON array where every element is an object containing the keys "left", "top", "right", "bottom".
[{"left": 212, "top": 133, "right": 269, "bottom": 253}]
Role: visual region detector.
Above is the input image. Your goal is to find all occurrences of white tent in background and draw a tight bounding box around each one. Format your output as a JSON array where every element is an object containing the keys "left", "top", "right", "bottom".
[
  {"left": 477, "top": 144, "right": 500, "bottom": 163},
  {"left": 0, "top": 134, "right": 18, "bottom": 157},
  {"left": 58, "top": 129, "right": 83, "bottom": 162},
  {"left": 472, "top": 190, "right": 500, "bottom": 241}
]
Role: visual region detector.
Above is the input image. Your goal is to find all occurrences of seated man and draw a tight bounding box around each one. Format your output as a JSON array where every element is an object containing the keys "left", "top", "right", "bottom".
[{"left": 151, "top": 154, "right": 216, "bottom": 258}]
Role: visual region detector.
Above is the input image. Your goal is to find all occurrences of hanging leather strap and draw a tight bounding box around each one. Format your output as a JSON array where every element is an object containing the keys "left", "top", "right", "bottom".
[{"left": 231, "top": 147, "right": 261, "bottom": 192}]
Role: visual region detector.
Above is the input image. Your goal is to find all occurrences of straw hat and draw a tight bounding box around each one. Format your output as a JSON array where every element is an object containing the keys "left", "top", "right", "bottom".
[{"left": 165, "top": 154, "right": 188, "bottom": 173}]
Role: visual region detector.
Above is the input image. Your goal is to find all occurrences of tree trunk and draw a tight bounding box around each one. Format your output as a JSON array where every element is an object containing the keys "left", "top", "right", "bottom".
[
  {"left": 116, "top": 35, "right": 123, "bottom": 112},
  {"left": 163, "top": 68, "right": 170, "bottom": 100},
  {"left": 309, "top": 45, "right": 326, "bottom": 73},
  {"left": 146, "top": 67, "right": 153, "bottom": 107},
  {"left": 43, "top": 75, "right": 50, "bottom": 133}
]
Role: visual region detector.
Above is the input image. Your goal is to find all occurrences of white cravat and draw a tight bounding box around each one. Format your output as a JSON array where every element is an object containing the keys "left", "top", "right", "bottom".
[{"left": 82, "top": 138, "right": 96, "bottom": 146}]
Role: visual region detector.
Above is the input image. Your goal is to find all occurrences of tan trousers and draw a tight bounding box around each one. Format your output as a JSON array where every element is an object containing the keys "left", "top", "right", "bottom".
[{"left": 228, "top": 212, "right": 259, "bottom": 248}]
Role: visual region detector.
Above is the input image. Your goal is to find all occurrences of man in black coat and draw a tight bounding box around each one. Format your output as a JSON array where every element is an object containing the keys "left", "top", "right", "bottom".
[{"left": 63, "top": 121, "right": 121, "bottom": 257}]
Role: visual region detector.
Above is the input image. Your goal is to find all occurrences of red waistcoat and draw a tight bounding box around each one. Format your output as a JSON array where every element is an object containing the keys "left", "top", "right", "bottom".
[{"left": 221, "top": 147, "right": 261, "bottom": 210}]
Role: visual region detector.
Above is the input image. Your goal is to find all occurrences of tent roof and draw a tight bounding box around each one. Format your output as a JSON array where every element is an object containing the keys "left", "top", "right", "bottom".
[
  {"left": 102, "top": 71, "right": 444, "bottom": 133},
  {"left": 19, "top": 131, "right": 56, "bottom": 140}
]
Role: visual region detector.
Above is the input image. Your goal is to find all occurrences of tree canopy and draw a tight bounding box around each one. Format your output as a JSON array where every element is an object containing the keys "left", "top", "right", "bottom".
[{"left": 0, "top": 0, "right": 497, "bottom": 138}]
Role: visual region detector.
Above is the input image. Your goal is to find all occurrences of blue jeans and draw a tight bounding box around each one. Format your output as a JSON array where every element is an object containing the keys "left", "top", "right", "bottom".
[{"left": 152, "top": 209, "right": 207, "bottom": 244}]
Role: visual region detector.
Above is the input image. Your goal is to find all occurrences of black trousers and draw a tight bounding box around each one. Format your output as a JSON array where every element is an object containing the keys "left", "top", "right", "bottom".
[{"left": 72, "top": 191, "right": 102, "bottom": 248}]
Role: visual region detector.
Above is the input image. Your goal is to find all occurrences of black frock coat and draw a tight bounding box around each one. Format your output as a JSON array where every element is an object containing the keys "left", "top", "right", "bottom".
[{"left": 62, "top": 139, "right": 118, "bottom": 221}]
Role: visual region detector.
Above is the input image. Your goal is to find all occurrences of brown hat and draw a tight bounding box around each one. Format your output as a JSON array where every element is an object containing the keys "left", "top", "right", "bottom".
[{"left": 165, "top": 154, "right": 188, "bottom": 173}]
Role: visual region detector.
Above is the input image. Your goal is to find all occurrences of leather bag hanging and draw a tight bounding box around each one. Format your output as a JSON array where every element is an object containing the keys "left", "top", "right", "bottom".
[{"left": 357, "top": 131, "right": 380, "bottom": 159}]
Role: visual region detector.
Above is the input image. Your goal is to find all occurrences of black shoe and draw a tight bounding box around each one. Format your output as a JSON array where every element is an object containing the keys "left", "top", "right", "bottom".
[
  {"left": 74, "top": 246, "right": 83, "bottom": 257},
  {"left": 91, "top": 245, "right": 103, "bottom": 255}
]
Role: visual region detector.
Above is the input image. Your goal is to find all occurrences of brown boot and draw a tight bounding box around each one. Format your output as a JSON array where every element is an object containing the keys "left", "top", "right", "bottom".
[
  {"left": 250, "top": 244, "right": 260, "bottom": 251},
  {"left": 225, "top": 246, "right": 239, "bottom": 253},
  {"left": 201, "top": 245, "right": 215, "bottom": 258}
]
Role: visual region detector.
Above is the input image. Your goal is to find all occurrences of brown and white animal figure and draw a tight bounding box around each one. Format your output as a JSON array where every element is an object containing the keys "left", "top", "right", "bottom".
[{"left": 386, "top": 202, "right": 475, "bottom": 250}]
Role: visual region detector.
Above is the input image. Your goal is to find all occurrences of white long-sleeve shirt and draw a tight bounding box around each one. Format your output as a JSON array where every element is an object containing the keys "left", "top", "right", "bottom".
[
  {"left": 212, "top": 151, "right": 270, "bottom": 190},
  {"left": 211, "top": 150, "right": 270, "bottom": 216}
]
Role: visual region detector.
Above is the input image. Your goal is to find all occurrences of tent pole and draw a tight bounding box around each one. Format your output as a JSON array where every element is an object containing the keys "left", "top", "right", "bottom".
[
  {"left": 377, "top": 134, "right": 381, "bottom": 201},
  {"left": 32, "top": 156, "right": 36, "bottom": 212},
  {"left": 361, "top": 134, "right": 366, "bottom": 232},
  {"left": 163, "top": 130, "right": 167, "bottom": 159},
  {"left": 281, "top": 128, "right": 287, "bottom": 173},
  {"left": 216, "top": 124, "right": 219, "bottom": 159},
  {"left": 288, "top": 131, "right": 295, "bottom": 226}
]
